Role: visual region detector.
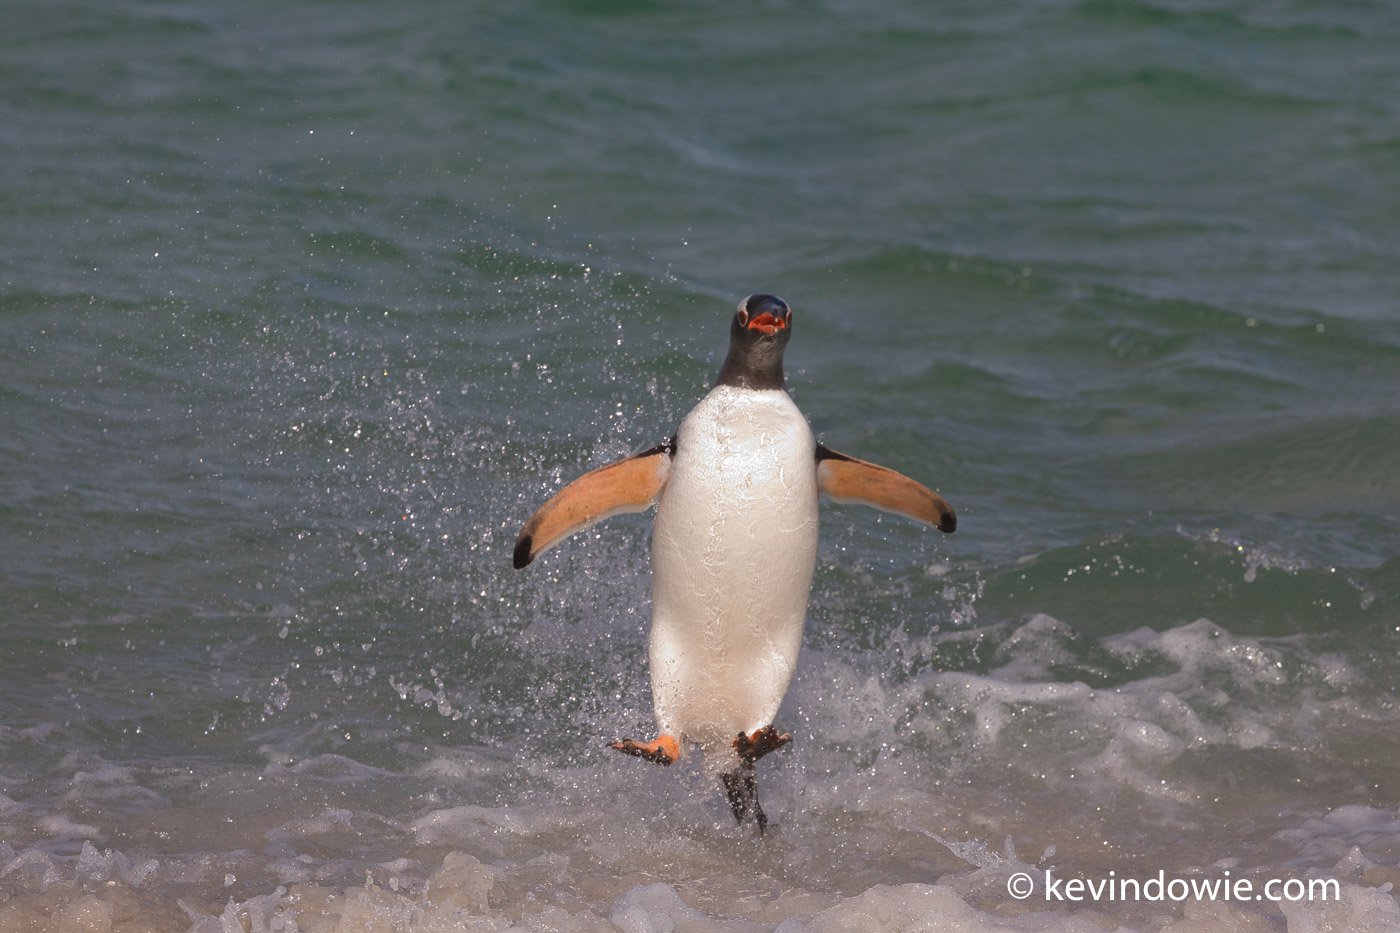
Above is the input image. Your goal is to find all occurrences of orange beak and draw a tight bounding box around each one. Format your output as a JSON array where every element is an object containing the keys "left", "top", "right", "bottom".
[{"left": 746, "top": 311, "right": 788, "bottom": 335}]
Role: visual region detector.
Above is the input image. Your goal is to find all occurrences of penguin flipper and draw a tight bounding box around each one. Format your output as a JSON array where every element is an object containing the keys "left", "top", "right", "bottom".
[
  {"left": 514, "top": 440, "right": 673, "bottom": 569},
  {"left": 816, "top": 445, "right": 956, "bottom": 533}
]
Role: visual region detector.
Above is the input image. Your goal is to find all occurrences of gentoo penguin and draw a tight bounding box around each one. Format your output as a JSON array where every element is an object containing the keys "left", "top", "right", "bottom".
[{"left": 514, "top": 294, "right": 954, "bottom": 834}]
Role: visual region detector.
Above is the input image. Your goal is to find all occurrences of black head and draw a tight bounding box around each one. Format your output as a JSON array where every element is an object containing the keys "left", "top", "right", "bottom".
[{"left": 716, "top": 294, "right": 793, "bottom": 390}]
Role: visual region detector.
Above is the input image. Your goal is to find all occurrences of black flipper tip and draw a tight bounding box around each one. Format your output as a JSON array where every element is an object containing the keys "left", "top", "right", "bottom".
[{"left": 513, "top": 535, "right": 533, "bottom": 569}]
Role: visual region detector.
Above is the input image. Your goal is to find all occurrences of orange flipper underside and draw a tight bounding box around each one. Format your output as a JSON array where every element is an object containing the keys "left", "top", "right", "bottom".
[
  {"left": 514, "top": 442, "right": 671, "bottom": 569},
  {"left": 816, "top": 445, "right": 955, "bottom": 533}
]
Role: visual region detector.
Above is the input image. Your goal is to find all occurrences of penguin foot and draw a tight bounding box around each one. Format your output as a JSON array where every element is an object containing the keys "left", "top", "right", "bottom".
[
  {"left": 733, "top": 725, "right": 791, "bottom": 765},
  {"left": 722, "top": 767, "right": 769, "bottom": 836},
  {"left": 609, "top": 734, "right": 680, "bottom": 766}
]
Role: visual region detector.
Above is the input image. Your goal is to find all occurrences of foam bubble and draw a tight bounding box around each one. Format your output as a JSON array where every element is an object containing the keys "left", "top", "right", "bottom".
[
  {"left": 37, "top": 814, "right": 101, "bottom": 840},
  {"left": 1273, "top": 807, "right": 1400, "bottom": 870},
  {"left": 1277, "top": 882, "right": 1400, "bottom": 932},
  {"left": 611, "top": 883, "right": 715, "bottom": 931}
]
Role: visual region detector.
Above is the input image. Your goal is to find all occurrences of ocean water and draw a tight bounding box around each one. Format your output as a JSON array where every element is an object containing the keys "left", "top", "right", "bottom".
[{"left": 3, "top": 0, "right": 1400, "bottom": 929}]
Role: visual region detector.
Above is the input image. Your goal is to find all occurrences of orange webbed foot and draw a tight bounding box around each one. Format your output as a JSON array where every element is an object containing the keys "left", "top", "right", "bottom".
[
  {"left": 733, "top": 726, "right": 791, "bottom": 765},
  {"left": 609, "top": 734, "right": 680, "bottom": 766}
]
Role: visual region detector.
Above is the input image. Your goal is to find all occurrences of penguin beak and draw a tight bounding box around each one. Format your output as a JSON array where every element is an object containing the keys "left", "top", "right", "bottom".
[{"left": 746, "top": 311, "right": 789, "bottom": 336}]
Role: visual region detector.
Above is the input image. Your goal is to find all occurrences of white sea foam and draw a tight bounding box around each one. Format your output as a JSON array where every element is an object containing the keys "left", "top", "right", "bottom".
[{"left": 2, "top": 614, "right": 1398, "bottom": 929}]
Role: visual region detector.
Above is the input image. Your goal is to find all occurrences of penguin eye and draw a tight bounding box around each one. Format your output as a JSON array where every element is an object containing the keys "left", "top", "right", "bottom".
[{"left": 737, "top": 308, "right": 750, "bottom": 327}]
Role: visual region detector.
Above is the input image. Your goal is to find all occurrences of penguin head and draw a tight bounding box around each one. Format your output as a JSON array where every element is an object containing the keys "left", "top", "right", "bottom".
[
  {"left": 717, "top": 294, "right": 792, "bottom": 390},
  {"left": 733, "top": 294, "right": 792, "bottom": 340}
]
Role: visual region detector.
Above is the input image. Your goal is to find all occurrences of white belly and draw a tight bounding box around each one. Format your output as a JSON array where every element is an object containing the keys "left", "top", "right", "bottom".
[{"left": 649, "top": 386, "right": 819, "bottom": 751}]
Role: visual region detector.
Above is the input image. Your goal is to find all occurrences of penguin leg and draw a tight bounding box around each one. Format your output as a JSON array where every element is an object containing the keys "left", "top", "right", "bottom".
[
  {"left": 722, "top": 762, "right": 778, "bottom": 829},
  {"left": 721, "top": 763, "right": 769, "bottom": 836},
  {"left": 733, "top": 725, "right": 791, "bottom": 765},
  {"left": 609, "top": 733, "right": 680, "bottom": 766},
  {"left": 722, "top": 728, "right": 790, "bottom": 836}
]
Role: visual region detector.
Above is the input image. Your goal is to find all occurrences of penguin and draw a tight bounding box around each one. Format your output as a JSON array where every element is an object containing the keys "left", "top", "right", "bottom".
[{"left": 513, "top": 294, "right": 955, "bottom": 835}]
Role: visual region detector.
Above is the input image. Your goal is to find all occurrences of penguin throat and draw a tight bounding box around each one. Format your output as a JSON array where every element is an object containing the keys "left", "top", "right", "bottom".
[{"left": 716, "top": 344, "right": 786, "bottom": 390}]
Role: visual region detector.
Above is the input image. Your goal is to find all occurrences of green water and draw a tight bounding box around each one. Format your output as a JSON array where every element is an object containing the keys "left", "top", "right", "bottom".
[{"left": 2, "top": 1, "right": 1400, "bottom": 929}]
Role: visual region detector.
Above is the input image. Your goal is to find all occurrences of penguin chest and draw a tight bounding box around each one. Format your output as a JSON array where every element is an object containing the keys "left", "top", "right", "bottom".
[{"left": 649, "top": 387, "right": 819, "bottom": 742}]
